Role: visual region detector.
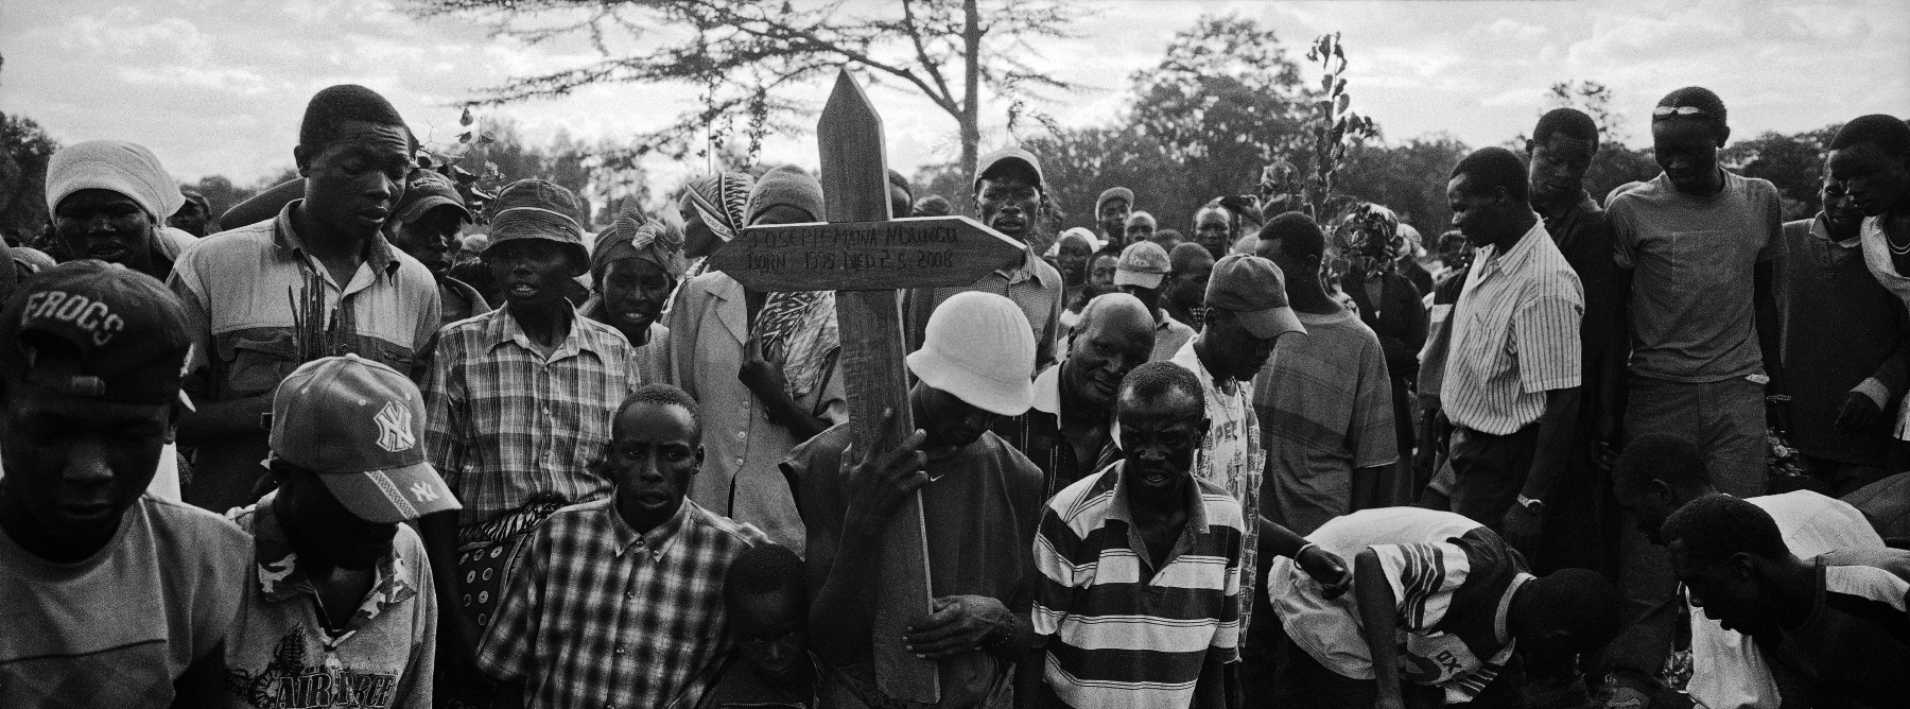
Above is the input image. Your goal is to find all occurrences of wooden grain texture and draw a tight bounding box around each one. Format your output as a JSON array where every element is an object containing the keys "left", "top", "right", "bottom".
[
  {"left": 815, "top": 68, "right": 939, "bottom": 704},
  {"left": 714, "top": 215, "right": 1023, "bottom": 292}
]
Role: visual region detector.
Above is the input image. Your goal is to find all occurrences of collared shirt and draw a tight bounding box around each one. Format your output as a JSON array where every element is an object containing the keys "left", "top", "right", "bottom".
[
  {"left": 667, "top": 272, "right": 845, "bottom": 550},
  {"left": 222, "top": 492, "right": 436, "bottom": 709},
  {"left": 0, "top": 495, "right": 250, "bottom": 708},
  {"left": 1268, "top": 508, "right": 1532, "bottom": 705},
  {"left": 1152, "top": 314, "right": 1196, "bottom": 362},
  {"left": 1443, "top": 220, "right": 1584, "bottom": 435},
  {"left": 1777, "top": 217, "right": 1908, "bottom": 465},
  {"left": 169, "top": 200, "right": 440, "bottom": 508},
  {"left": 476, "top": 497, "right": 771, "bottom": 709},
  {"left": 1032, "top": 462, "right": 1244, "bottom": 709},
  {"left": 1168, "top": 340, "right": 1263, "bottom": 642},
  {"left": 992, "top": 364, "right": 1119, "bottom": 499},
  {"left": 907, "top": 247, "right": 1065, "bottom": 367},
  {"left": 425, "top": 306, "right": 642, "bottom": 528}
]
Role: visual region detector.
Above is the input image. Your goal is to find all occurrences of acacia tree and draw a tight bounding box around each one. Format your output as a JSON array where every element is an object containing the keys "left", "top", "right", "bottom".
[{"left": 410, "top": 0, "right": 1084, "bottom": 190}]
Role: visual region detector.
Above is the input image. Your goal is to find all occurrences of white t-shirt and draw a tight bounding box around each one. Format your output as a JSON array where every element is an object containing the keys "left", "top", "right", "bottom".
[{"left": 1685, "top": 491, "right": 1883, "bottom": 709}]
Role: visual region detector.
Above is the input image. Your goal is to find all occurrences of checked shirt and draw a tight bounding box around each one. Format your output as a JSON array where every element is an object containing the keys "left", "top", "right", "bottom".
[
  {"left": 475, "top": 497, "right": 770, "bottom": 709},
  {"left": 424, "top": 307, "right": 643, "bottom": 530}
]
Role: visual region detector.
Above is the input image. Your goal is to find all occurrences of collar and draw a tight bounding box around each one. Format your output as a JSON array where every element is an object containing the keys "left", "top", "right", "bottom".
[
  {"left": 605, "top": 496, "right": 694, "bottom": 562},
  {"left": 1810, "top": 214, "right": 1862, "bottom": 249},
  {"left": 1031, "top": 364, "right": 1063, "bottom": 415},
  {"left": 248, "top": 491, "right": 417, "bottom": 620},
  {"left": 1493, "top": 572, "right": 1536, "bottom": 646},
  {"left": 269, "top": 199, "right": 401, "bottom": 276},
  {"left": 1475, "top": 219, "right": 1548, "bottom": 277},
  {"left": 482, "top": 303, "right": 597, "bottom": 361},
  {"left": 1106, "top": 463, "right": 1212, "bottom": 563},
  {"left": 996, "top": 247, "right": 1058, "bottom": 288}
]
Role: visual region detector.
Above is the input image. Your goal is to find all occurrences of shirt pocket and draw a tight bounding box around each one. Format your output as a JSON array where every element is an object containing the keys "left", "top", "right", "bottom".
[{"left": 213, "top": 329, "right": 302, "bottom": 397}]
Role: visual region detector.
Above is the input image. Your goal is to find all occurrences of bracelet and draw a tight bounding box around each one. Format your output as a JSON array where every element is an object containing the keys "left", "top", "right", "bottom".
[{"left": 1297, "top": 542, "right": 1319, "bottom": 559}]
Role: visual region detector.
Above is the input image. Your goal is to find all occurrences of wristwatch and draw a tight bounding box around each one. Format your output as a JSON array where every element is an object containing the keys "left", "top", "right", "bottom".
[{"left": 1516, "top": 494, "right": 1545, "bottom": 514}]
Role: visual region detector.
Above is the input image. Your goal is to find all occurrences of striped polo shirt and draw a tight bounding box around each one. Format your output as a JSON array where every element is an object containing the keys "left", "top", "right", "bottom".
[
  {"left": 1442, "top": 220, "right": 1583, "bottom": 435},
  {"left": 1032, "top": 462, "right": 1244, "bottom": 709}
]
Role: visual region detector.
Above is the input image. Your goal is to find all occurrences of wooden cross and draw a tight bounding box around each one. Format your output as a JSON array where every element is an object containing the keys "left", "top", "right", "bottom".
[{"left": 709, "top": 69, "right": 1025, "bottom": 703}]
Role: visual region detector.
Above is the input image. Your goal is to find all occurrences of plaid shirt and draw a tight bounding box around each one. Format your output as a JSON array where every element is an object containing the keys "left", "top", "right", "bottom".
[
  {"left": 424, "top": 308, "right": 643, "bottom": 528},
  {"left": 476, "top": 497, "right": 770, "bottom": 709}
]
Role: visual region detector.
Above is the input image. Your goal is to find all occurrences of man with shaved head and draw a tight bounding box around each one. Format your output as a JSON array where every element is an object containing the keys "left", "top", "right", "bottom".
[{"left": 997, "top": 292, "right": 1157, "bottom": 497}]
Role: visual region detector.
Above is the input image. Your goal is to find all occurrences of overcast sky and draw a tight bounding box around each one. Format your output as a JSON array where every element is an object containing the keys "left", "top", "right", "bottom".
[{"left": 4, "top": 0, "right": 1906, "bottom": 193}]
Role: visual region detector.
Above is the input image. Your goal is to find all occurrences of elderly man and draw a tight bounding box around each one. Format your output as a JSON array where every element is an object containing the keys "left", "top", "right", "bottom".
[
  {"left": 169, "top": 85, "right": 441, "bottom": 515},
  {"left": 478, "top": 384, "right": 773, "bottom": 708},
  {"left": 1664, "top": 495, "right": 1910, "bottom": 709},
  {"left": 385, "top": 169, "right": 488, "bottom": 327},
  {"left": 795, "top": 292, "right": 1046, "bottom": 709},
  {"left": 1113, "top": 240, "right": 1195, "bottom": 361},
  {"left": 996, "top": 293, "right": 1155, "bottom": 498},
  {"left": 0, "top": 262, "right": 251, "bottom": 707},
  {"left": 905, "top": 148, "right": 1065, "bottom": 369},
  {"left": 1442, "top": 147, "right": 1584, "bottom": 556},
  {"left": 46, "top": 140, "right": 195, "bottom": 282},
  {"left": 422, "top": 178, "right": 643, "bottom": 691},
  {"left": 1033, "top": 361, "right": 1350, "bottom": 709},
  {"left": 223, "top": 355, "right": 460, "bottom": 708},
  {"left": 1169, "top": 253, "right": 1306, "bottom": 653}
]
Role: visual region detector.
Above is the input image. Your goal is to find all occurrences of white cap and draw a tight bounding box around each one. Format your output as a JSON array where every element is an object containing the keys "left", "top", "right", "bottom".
[{"left": 905, "top": 291, "right": 1036, "bottom": 416}]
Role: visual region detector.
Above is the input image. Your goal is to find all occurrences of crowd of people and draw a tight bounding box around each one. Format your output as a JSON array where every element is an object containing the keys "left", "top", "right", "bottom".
[{"left": 1, "top": 78, "right": 1908, "bottom": 709}]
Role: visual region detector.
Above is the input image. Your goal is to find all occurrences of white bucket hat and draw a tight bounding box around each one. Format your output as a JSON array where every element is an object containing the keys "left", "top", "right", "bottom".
[{"left": 905, "top": 291, "right": 1036, "bottom": 416}]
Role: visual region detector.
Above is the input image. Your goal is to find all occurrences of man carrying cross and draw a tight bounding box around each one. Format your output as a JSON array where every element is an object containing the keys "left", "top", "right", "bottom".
[{"left": 792, "top": 292, "right": 1046, "bottom": 709}]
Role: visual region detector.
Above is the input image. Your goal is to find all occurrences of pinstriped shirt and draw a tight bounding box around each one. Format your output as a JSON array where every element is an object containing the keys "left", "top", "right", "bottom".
[
  {"left": 1442, "top": 221, "right": 1583, "bottom": 435},
  {"left": 424, "top": 307, "right": 643, "bottom": 528},
  {"left": 475, "top": 497, "right": 770, "bottom": 709},
  {"left": 1032, "top": 463, "right": 1243, "bottom": 709}
]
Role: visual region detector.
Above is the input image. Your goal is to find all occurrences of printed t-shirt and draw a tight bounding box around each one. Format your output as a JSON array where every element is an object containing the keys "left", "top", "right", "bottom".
[
  {"left": 1169, "top": 340, "right": 1264, "bottom": 638},
  {"left": 0, "top": 495, "right": 251, "bottom": 708},
  {"left": 221, "top": 492, "right": 437, "bottom": 709},
  {"left": 1268, "top": 507, "right": 1531, "bottom": 704},
  {"left": 1609, "top": 171, "right": 1782, "bottom": 382}
]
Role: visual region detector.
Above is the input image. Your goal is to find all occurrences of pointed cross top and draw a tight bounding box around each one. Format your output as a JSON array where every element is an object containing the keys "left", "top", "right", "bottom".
[{"left": 819, "top": 68, "right": 891, "bottom": 224}]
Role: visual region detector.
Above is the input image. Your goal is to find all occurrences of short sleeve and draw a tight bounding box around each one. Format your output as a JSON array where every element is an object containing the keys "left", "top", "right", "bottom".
[
  {"left": 1757, "top": 180, "right": 1784, "bottom": 264},
  {"left": 1512, "top": 294, "right": 1583, "bottom": 394},
  {"left": 191, "top": 516, "right": 252, "bottom": 663},
  {"left": 1030, "top": 504, "right": 1081, "bottom": 638},
  {"left": 1609, "top": 198, "right": 1637, "bottom": 270},
  {"left": 1369, "top": 541, "right": 1470, "bottom": 632},
  {"left": 1353, "top": 334, "right": 1400, "bottom": 469}
]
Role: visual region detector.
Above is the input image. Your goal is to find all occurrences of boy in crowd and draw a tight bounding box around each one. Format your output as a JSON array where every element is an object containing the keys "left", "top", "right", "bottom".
[
  {"left": 1096, "top": 186, "right": 1134, "bottom": 248},
  {"left": 478, "top": 384, "right": 772, "bottom": 708},
  {"left": 700, "top": 543, "right": 817, "bottom": 708},
  {"left": 1163, "top": 242, "right": 1215, "bottom": 332},
  {"left": 223, "top": 355, "right": 459, "bottom": 708},
  {"left": 385, "top": 169, "right": 488, "bottom": 327},
  {"left": 0, "top": 261, "right": 251, "bottom": 706}
]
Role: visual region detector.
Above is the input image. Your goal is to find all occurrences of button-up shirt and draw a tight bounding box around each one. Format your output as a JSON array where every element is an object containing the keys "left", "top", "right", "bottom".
[
  {"left": 425, "top": 307, "right": 642, "bottom": 529},
  {"left": 907, "top": 247, "right": 1065, "bottom": 367},
  {"left": 1443, "top": 220, "right": 1583, "bottom": 435},
  {"left": 170, "top": 200, "right": 440, "bottom": 510},
  {"left": 222, "top": 492, "right": 436, "bottom": 709},
  {"left": 476, "top": 497, "right": 771, "bottom": 709},
  {"left": 1168, "top": 340, "right": 1263, "bottom": 641},
  {"left": 1032, "top": 462, "right": 1244, "bottom": 708}
]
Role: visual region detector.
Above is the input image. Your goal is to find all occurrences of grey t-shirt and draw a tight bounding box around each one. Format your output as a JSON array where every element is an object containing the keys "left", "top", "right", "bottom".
[{"left": 1611, "top": 170, "right": 1783, "bottom": 382}]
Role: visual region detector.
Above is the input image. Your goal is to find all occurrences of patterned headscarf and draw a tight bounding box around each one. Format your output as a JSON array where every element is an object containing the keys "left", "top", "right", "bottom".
[
  {"left": 590, "top": 206, "right": 686, "bottom": 282},
  {"left": 681, "top": 172, "right": 754, "bottom": 244},
  {"left": 1333, "top": 202, "right": 1403, "bottom": 277}
]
